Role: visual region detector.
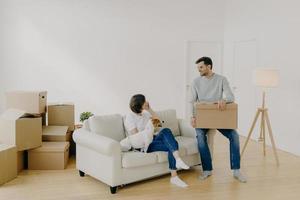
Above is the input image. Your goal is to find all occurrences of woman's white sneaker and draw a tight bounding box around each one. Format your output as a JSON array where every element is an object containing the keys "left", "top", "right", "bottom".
[
  {"left": 175, "top": 158, "right": 190, "bottom": 170},
  {"left": 170, "top": 176, "right": 188, "bottom": 188}
]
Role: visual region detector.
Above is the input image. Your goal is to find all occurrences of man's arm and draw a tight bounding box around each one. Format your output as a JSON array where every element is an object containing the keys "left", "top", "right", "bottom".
[
  {"left": 189, "top": 82, "right": 198, "bottom": 127},
  {"left": 215, "top": 77, "right": 235, "bottom": 111},
  {"left": 222, "top": 77, "right": 235, "bottom": 103}
]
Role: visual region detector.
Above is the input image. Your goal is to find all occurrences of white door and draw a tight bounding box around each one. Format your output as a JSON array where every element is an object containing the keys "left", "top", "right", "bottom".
[
  {"left": 233, "top": 39, "right": 259, "bottom": 137},
  {"left": 184, "top": 41, "right": 223, "bottom": 119}
]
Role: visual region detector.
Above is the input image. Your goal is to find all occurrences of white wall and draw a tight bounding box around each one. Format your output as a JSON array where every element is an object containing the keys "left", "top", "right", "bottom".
[
  {"left": 0, "top": 0, "right": 226, "bottom": 121},
  {"left": 223, "top": 0, "right": 300, "bottom": 156}
]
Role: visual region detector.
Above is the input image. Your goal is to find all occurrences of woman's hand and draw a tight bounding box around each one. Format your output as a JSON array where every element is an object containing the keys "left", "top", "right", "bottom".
[
  {"left": 143, "top": 101, "right": 151, "bottom": 111},
  {"left": 144, "top": 101, "right": 160, "bottom": 119}
]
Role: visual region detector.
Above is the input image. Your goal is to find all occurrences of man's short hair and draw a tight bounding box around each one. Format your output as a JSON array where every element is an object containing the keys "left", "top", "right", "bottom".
[
  {"left": 195, "top": 57, "right": 213, "bottom": 69},
  {"left": 130, "top": 94, "right": 146, "bottom": 114}
]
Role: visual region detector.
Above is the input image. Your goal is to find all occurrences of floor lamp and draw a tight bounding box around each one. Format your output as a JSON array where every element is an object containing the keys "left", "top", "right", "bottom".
[{"left": 241, "top": 68, "right": 280, "bottom": 165}]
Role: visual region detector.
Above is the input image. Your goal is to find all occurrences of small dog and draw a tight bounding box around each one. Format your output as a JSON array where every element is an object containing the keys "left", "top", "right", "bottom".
[
  {"left": 151, "top": 118, "right": 163, "bottom": 135},
  {"left": 120, "top": 118, "right": 164, "bottom": 151}
]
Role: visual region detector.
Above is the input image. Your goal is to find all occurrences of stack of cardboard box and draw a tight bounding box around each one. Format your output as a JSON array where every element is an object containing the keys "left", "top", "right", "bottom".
[
  {"left": 0, "top": 91, "right": 45, "bottom": 184},
  {"left": 29, "top": 102, "right": 75, "bottom": 170},
  {"left": 47, "top": 103, "right": 76, "bottom": 156},
  {"left": 0, "top": 91, "right": 76, "bottom": 185}
]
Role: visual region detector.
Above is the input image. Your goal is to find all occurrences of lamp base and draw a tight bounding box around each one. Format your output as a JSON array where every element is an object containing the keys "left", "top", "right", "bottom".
[{"left": 241, "top": 107, "right": 279, "bottom": 166}]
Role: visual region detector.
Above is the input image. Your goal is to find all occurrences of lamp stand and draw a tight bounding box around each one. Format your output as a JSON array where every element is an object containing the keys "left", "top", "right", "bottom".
[{"left": 241, "top": 91, "right": 279, "bottom": 165}]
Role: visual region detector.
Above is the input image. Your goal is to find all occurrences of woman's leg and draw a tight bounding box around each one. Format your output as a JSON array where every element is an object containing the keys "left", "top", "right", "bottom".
[
  {"left": 155, "top": 128, "right": 190, "bottom": 169},
  {"left": 147, "top": 131, "right": 188, "bottom": 187},
  {"left": 147, "top": 137, "right": 177, "bottom": 170}
]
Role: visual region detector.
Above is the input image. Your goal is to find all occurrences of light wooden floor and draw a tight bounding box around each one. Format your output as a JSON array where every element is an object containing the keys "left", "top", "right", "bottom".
[{"left": 1, "top": 134, "right": 300, "bottom": 200}]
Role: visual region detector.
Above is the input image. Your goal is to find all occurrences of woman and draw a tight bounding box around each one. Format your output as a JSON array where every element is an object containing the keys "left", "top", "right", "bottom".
[{"left": 124, "top": 94, "right": 190, "bottom": 188}]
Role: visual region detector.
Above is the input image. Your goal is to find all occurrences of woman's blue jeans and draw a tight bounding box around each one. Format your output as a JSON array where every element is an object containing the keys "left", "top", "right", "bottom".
[{"left": 147, "top": 128, "right": 179, "bottom": 170}]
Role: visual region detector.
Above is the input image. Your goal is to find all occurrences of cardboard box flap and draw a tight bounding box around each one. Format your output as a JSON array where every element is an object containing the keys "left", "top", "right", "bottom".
[
  {"left": 42, "top": 126, "right": 68, "bottom": 136},
  {"left": 0, "top": 144, "right": 16, "bottom": 151},
  {"left": 30, "top": 142, "right": 70, "bottom": 153},
  {"left": 195, "top": 103, "right": 237, "bottom": 110},
  {"left": 48, "top": 102, "right": 74, "bottom": 106},
  {"left": 0, "top": 109, "right": 37, "bottom": 120}
]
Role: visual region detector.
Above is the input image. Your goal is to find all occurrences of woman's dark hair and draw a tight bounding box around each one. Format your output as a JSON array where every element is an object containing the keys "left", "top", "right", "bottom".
[
  {"left": 130, "top": 94, "right": 146, "bottom": 114},
  {"left": 195, "top": 56, "right": 213, "bottom": 69}
]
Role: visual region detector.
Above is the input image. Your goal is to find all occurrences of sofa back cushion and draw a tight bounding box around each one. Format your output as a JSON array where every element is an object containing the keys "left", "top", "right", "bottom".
[
  {"left": 156, "top": 109, "right": 180, "bottom": 136},
  {"left": 88, "top": 114, "right": 125, "bottom": 141}
]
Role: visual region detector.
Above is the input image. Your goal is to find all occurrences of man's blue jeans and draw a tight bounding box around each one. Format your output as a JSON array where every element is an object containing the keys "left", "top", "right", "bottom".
[
  {"left": 147, "top": 128, "right": 178, "bottom": 170},
  {"left": 195, "top": 128, "right": 241, "bottom": 171}
]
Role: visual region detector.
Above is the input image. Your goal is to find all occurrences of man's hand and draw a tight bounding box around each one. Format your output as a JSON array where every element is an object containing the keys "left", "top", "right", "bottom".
[
  {"left": 191, "top": 117, "right": 196, "bottom": 128},
  {"left": 217, "top": 99, "right": 227, "bottom": 111}
]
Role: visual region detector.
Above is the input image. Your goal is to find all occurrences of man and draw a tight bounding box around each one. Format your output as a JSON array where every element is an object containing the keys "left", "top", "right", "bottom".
[{"left": 190, "top": 56, "right": 247, "bottom": 183}]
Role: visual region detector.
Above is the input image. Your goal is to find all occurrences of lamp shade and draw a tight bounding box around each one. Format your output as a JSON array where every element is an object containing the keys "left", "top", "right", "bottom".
[{"left": 253, "top": 68, "right": 279, "bottom": 87}]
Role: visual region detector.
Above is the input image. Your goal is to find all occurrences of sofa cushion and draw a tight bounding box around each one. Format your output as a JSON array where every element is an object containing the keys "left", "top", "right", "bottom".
[
  {"left": 175, "top": 136, "right": 198, "bottom": 155},
  {"left": 156, "top": 110, "right": 180, "bottom": 136},
  {"left": 154, "top": 147, "right": 186, "bottom": 163},
  {"left": 89, "top": 114, "right": 125, "bottom": 141},
  {"left": 122, "top": 151, "right": 157, "bottom": 168}
]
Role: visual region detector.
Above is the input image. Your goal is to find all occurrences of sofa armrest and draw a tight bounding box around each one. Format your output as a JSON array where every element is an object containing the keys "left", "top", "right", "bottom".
[
  {"left": 73, "top": 128, "right": 121, "bottom": 156},
  {"left": 178, "top": 119, "right": 216, "bottom": 155}
]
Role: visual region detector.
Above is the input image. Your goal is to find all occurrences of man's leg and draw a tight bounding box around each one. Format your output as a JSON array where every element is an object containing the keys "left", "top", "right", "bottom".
[
  {"left": 218, "top": 129, "right": 247, "bottom": 183},
  {"left": 195, "top": 128, "right": 213, "bottom": 179}
]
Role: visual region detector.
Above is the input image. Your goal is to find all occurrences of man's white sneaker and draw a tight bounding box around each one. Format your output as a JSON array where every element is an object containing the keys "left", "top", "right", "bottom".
[{"left": 199, "top": 170, "right": 212, "bottom": 180}]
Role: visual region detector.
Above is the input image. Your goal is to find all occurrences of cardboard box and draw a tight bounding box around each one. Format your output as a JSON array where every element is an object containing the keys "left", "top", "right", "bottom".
[
  {"left": 6, "top": 91, "right": 47, "bottom": 114},
  {"left": 195, "top": 103, "right": 238, "bottom": 129},
  {"left": 42, "top": 126, "right": 70, "bottom": 142},
  {"left": 0, "top": 109, "right": 42, "bottom": 151},
  {"left": 28, "top": 142, "right": 70, "bottom": 170},
  {"left": 48, "top": 103, "right": 74, "bottom": 132},
  {"left": 0, "top": 144, "right": 17, "bottom": 185}
]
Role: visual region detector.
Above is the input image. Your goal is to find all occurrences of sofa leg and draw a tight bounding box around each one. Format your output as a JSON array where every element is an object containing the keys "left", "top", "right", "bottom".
[
  {"left": 110, "top": 186, "right": 117, "bottom": 194},
  {"left": 79, "top": 170, "right": 85, "bottom": 177}
]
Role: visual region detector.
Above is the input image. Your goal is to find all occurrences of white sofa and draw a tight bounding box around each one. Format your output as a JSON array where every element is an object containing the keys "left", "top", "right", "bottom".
[{"left": 73, "top": 110, "right": 215, "bottom": 194}]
